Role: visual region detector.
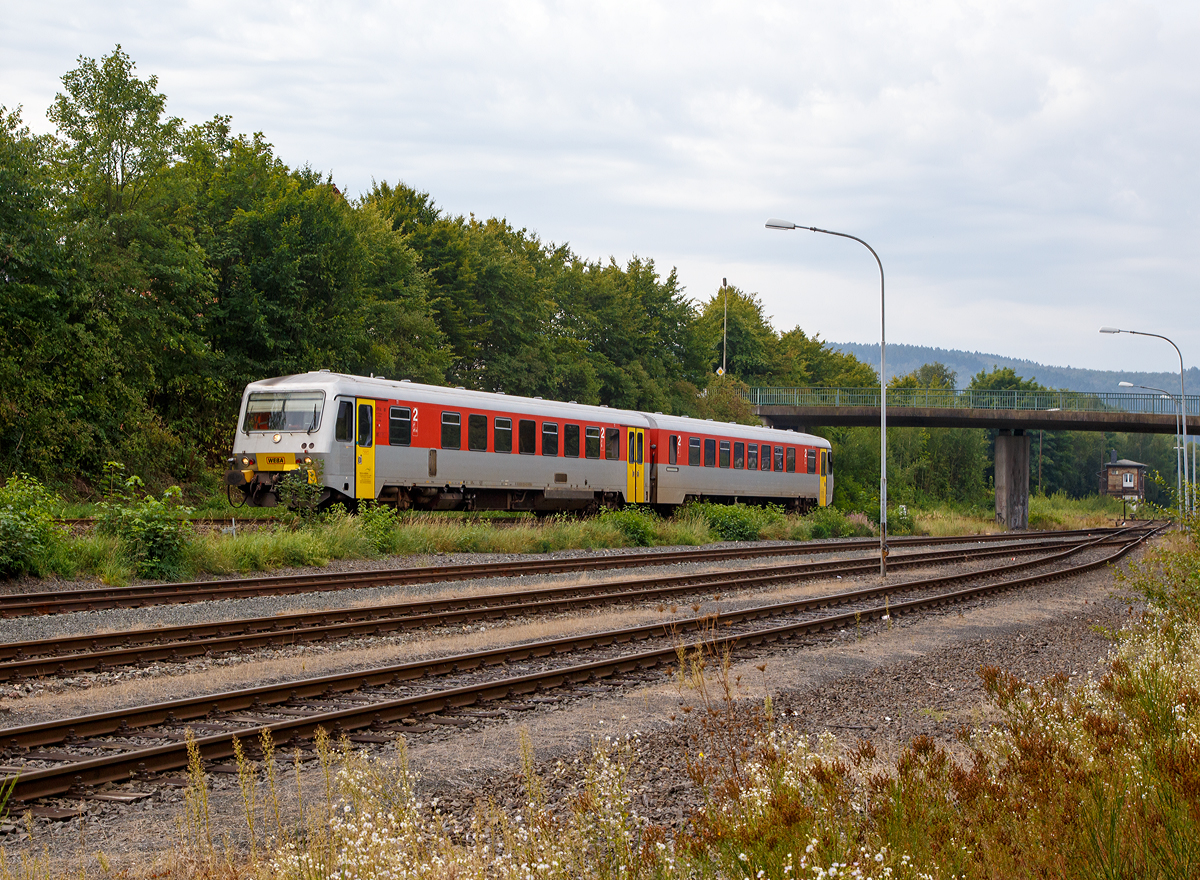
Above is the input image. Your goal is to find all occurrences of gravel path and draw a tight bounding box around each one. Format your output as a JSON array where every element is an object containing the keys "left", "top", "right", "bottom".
[{"left": 0, "top": 538, "right": 1144, "bottom": 873}]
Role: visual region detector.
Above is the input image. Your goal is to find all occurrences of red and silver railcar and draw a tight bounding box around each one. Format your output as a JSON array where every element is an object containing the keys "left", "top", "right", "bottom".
[{"left": 226, "top": 372, "right": 832, "bottom": 512}]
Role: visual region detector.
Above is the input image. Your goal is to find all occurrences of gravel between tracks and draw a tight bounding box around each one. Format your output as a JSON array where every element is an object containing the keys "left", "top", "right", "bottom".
[{"left": 0, "top": 537, "right": 1146, "bottom": 871}]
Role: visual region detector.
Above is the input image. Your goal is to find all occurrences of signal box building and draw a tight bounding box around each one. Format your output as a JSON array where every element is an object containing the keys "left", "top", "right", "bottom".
[{"left": 1100, "top": 451, "right": 1148, "bottom": 500}]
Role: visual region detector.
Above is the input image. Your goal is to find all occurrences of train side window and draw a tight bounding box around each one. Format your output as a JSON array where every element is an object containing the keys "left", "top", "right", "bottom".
[
  {"left": 441, "top": 412, "right": 461, "bottom": 449},
  {"left": 719, "top": 440, "right": 730, "bottom": 468},
  {"left": 564, "top": 424, "right": 580, "bottom": 458},
  {"left": 389, "top": 407, "right": 411, "bottom": 446},
  {"left": 468, "top": 414, "right": 487, "bottom": 451},
  {"left": 495, "top": 418, "right": 513, "bottom": 453},
  {"left": 704, "top": 438, "right": 716, "bottom": 467},
  {"left": 807, "top": 448, "right": 817, "bottom": 474},
  {"left": 786, "top": 447, "right": 796, "bottom": 472},
  {"left": 335, "top": 401, "right": 353, "bottom": 443},
  {"left": 605, "top": 428, "right": 620, "bottom": 460},
  {"left": 542, "top": 422, "right": 559, "bottom": 456},
  {"left": 519, "top": 419, "right": 536, "bottom": 454},
  {"left": 761, "top": 444, "right": 772, "bottom": 471},
  {"left": 747, "top": 443, "right": 758, "bottom": 470},
  {"left": 825, "top": 450, "right": 832, "bottom": 475},
  {"left": 585, "top": 426, "right": 601, "bottom": 459},
  {"left": 688, "top": 437, "right": 701, "bottom": 466},
  {"left": 357, "top": 404, "right": 374, "bottom": 447},
  {"left": 774, "top": 445, "right": 785, "bottom": 471},
  {"left": 668, "top": 435, "right": 678, "bottom": 465},
  {"left": 733, "top": 442, "right": 744, "bottom": 469}
]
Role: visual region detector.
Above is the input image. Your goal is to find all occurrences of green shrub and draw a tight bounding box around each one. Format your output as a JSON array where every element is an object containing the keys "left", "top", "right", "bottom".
[
  {"left": 0, "top": 474, "right": 65, "bottom": 578},
  {"left": 682, "top": 502, "right": 784, "bottom": 542},
  {"left": 357, "top": 501, "right": 400, "bottom": 554},
  {"left": 804, "top": 505, "right": 858, "bottom": 539},
  {"left": 97, "top": 477, "right": 195, "bottom": 580},
  {"left": 600, "top": 505, "right": 658, "bottom": 546}
]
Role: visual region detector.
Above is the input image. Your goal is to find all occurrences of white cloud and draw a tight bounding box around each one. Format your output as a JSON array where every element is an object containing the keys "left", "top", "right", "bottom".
[{"left": 4, "top": 0, "right": 1199, "bottom": 374}]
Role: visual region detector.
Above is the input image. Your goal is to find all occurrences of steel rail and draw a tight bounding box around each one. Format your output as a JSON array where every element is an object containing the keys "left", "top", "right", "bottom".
[
  {"left": 0, "top": 526, "right": 1147, "bottom": 618},
  {"left": 0, "top": 527, "right": 1156, "bottom": 802},
  {"left": 0, "top": 534, "right": 1129, "bottom": 680}
]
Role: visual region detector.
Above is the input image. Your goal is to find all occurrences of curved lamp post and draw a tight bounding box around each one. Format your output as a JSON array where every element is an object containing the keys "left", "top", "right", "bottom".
[
  {"left": 1119, "top": 381, "right": 1183, "bottom": 515},
  {"left": 767, "top": 219, "right": 888, "bottom": 575},
  {"left": 1102, "top": 327, "right": 1191, "bottom": 515}
]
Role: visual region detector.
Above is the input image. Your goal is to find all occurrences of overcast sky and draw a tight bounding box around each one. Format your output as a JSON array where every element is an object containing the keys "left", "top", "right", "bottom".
[{"left": 4, "top": 1, "right": 1198, "bottom": 377}]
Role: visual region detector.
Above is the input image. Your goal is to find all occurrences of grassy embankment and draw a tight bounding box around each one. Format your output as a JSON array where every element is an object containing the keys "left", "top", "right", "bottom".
[{"left": 3, "top": 517, "right": 1196, "bottom": 879}]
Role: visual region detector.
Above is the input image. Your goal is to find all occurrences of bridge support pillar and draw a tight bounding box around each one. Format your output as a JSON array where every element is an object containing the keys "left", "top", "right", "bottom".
[{"left": 995, "top": 429, "right": 1030, "bottom": 530}]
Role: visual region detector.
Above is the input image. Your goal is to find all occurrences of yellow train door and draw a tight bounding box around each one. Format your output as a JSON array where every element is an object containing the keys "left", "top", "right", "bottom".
[
  {"left": 818, "top": 449, "right": 829, "bottom": 507},
  {"left": 355, "top": 398, "right": 376, "bottom": 500},
  {"left": 626, "top": 428, "right": 645, "bottom": 503}
]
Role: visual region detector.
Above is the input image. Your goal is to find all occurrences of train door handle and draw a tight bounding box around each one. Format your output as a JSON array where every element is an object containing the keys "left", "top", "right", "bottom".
[{"left": 357, "top": 455, "right": 362, "bottom": 464}]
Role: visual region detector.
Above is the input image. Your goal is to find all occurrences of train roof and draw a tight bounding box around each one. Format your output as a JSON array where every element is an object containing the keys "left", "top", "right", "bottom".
[{"left": 244, "top": 372, "right": 829, "bottom": 447}]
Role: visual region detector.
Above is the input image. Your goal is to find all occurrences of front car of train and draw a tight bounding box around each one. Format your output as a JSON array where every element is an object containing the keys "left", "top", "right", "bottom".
[{"left": 226, "top": 372, "right": 345, "bottom": 507}]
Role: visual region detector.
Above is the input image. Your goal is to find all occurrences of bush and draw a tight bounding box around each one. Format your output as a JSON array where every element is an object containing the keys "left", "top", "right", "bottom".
[
  {"left": 804, "top": 505, "right": 870, "bottom": 539},
  {"left": 357, "top": 501, "right": 400, "bottom": 554},
  {"left": 97, "top": 475, "right": 195, "bottom": 580},
  {"left": 0, "top": 474, "right": 65, "bottom": 578},
  {"left": 600, "top": 505, "right": 659, "bottom": 546},
  {"left": 682, "top": 502, "right": 784, "bottom": 542}
]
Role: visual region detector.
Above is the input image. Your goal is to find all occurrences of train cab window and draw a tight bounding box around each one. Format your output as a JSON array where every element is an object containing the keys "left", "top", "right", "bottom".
[
  {"left": 747, "top": 444, "right": 758, "bottom": 470},
  {"left": 389, "top": 407, "right": 411, "bottom": 446},
  {"left": 564, "top": 424, "right": 580, "bottom": 458},
  {"left": 806, "top": 448, "right": 817, "bottom": 474},
  {"left": 468, "top": 414, "right": 487, "bottom": 451},
  {"left": 585, "top": 426, "right": 601, "bottom": 459},
  {"left": 704, "top": 438, "right": 716, "bottom": 467},
  {"left": 495, "top": 418, "right": 513, "bottom": 453},
  {"left": 786, "top": 447, "right": 796, "bottom": 473},
  {"left": 668, "top": 435, "right": 678, "bottom": 465},
  {"left": 775, "top": 446, "right": 785, "bottom": 472},
  {"left": 605, "top": 428, "right": 620, "bottom": 460},
  {"left": 688, "top": 437, "right": 701, "bottom": 466},
  {"left": 719, "top": 440, "right": 730, "bottom": 468},
  {"left": 542, "top": 422, "right": 558, "bottom": 456},
  {"left": 519, "top": 419, "right": 536, "bottom": 454},
  {"left": 441, "top": 412, "right": 461, "bottom": 449},
  {"left": 733, "top": 442, "right": 744, "bottom": 469},
  {"left": 335, "top": 401, "right": 353, "bottom": 443},
  {"left": 357, "top": 404, "right": 374, "bottom": 447}
]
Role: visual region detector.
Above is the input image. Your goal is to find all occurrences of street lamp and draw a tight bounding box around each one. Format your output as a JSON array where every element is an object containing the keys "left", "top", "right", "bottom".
[
  {"left": 1119, "top": 381, "right": 1183, "bottom": 515},
  {"left": 767, "top": 219, "right": 888, "bottom": 575},
  {"left": 1102, "top": 327, "right": 1191, "bottom": 515}
]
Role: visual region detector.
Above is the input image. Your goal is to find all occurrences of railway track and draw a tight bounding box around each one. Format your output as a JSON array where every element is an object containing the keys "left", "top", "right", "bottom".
[
  {"left": 0, "top": 531, "right": 1141, "bottom": 682},
  {"left": 0, "top": 526, "right": 1146, "bottom": 617},
  {"left": 0, "top": 525, "right": 1159, "bottom": 804}
]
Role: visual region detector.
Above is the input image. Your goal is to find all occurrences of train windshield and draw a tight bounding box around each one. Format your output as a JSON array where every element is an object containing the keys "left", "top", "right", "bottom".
[{"left": 242, "top": 391, "right": 326, "bottom": 433}]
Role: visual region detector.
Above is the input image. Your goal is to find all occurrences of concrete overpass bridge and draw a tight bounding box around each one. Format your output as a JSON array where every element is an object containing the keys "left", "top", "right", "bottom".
[{"left": 747, "top": 387, "right": 1200, "bottom": 528}]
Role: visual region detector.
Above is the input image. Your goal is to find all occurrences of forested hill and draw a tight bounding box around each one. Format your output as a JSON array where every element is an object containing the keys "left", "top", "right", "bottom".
[{"left": 831, "top": 342, "right": 1200, "bottom": 393}]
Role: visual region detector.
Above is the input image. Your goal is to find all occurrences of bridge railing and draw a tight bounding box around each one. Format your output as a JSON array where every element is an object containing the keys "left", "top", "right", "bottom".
[{"left": 746, "top": 387, "right": 1200, "bottom": 416}]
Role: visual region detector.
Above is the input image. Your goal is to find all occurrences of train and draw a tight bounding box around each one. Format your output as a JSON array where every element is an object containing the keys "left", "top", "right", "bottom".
[{"left": 225, "top": 371, "right": 833, "bottom": 513}]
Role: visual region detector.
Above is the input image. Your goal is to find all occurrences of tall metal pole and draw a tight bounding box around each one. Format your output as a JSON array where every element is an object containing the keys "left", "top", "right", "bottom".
[
  {"left": 1102, "top": 328, "right": 1190, "bottom": 515},
  {"left": 722, "top": 277, "right": 728, "bottom": 376},
  {"left": 767, "top": 219, "right": 887, "bottom": 575}
]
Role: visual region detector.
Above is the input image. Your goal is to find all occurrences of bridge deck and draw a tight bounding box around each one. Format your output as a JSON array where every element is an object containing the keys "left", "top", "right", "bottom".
[{"left": 748, "top": 389, "right": 1200, "bottom": 433}]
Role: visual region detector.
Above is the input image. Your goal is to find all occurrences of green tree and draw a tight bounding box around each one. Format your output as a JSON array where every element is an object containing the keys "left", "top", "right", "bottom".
[
  {"left": 776, "top": 328, "right": 878, "bottom": 387},
  {"left": 968, "top": 365, "right": 1042, "bottom": 391},
  {"left": 890, "top": 361, "right": 957, "bottom": 389}
]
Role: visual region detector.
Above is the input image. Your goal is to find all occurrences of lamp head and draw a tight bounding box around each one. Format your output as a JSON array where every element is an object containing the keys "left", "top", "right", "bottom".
[
  {"left": 1099, "top": 326, "right": 1122, "bottom": 334},
  {"left": 765, "top": 218, "right": 798, "bottom": 230},
  {"left": 1119, "top": 381, "right": 1134, "bottom": 387}
]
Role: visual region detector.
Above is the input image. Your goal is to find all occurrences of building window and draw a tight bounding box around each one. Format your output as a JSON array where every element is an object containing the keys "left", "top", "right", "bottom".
[
  {"left": 519, "top": 419, "right": 536, "bottom": 454},
  {"left": 468, "top": 414, "right": 487, "bottom": 451},
  {"left": 495, "top": 417, "right": 513, "bottom": 453},
  {"left": 389, "top": 407, "right": 411, "bottom": 446},
  {"left": 542, "top": 422, "right": 558, "bottom": 456},
  {"left": 441, "top": 412, "right": 461, "bottom": 449},
  {"left": 564, "top": 423, "right": 580, "bottom": 458},
  {"left": 585, "top": 426, "right": 601, "bottom": 459}
]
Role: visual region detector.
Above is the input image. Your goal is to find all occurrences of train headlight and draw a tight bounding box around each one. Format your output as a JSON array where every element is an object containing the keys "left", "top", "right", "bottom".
[
  {"left": 241, "top": 456, "right": 254, "bottom": 466},
  {"left": 303, "top": 456, "right": 312, "bottom": 464}
]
